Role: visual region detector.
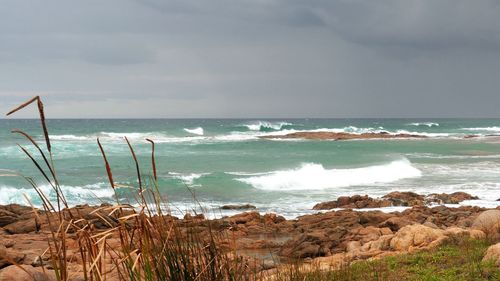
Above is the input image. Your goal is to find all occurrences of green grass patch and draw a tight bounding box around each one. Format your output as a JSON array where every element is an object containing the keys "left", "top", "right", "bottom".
[{"left": 278, "top": 239, "right": 500, "bottom": 281}]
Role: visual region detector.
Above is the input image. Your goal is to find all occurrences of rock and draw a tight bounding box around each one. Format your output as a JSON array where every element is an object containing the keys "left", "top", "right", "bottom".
[
  {"left": 183, "top": 213, "right": 205, "bottom": 220},
  {"left": 279, "top": 232, "right": 331, "bottom": 258},
  {"left": 220, "top": 204, "right": 256, "bottom": 210},
  {"left": 472, "top": 210, "right": 500, "bottom": 239},
  {"left": 263, "top": 213, "right": 286, "bottom": 224},
  {"left": 0, "top": 265, "right": 55, "bottom": 281},
  {"left": 312, "top": 195, "right": 392, "bottom": 210},
  {"left": 483, "top": 243, "right": 500, "bottom": 266},
  {"left": 225, "top": 212, "right": 261, "bottom": 225},
  {"left": 469, "top": 229, "right": 487, "bottom": 239},
  {"left": 261, "top": 260, "right": 276, "bottom": 270},
  {"left": 0, "top": 245, "right": 25, "bottom": 268},
  {"left": 0, "top": 239, "right": 15, "bottom": 248},
  {"left": 382, "top": 192, "right": 424, "bottom": 206},
  {"left": 4, "top": 218, "right": 40, "bottom": 234},
  {"left": 444, "top": 227, "right": 486, "bottom": 240},
  {"left": 345, "top": 241, "right": 361, "bottom": 253},
  {"left": 278, "top": 225, "right": 351, "bottom": 259},
  {"left": 261, "top": 132, "right": 426, "bottom": 141},
  {"left": 351, "top": 226, "right": 391, "bottom": 244},
  {"left": 390, "top": 224, "right": 448, "bottom": 252},
  {"left": 425, "top": 192, "right": 479, "bottom": 204},
  {"left": 422, "top": 221, "right": 439, "bottom": 229},
  {"left": 0, "top": 209, "right": 18, "bottom": 227},
  {"left": 361, "top": 234, "right": 394, "bottom": 252},
  {"left": 379, "top": 217, "right": 415, "bottom": 231},
  {"left": 2, "top": 204, "right": 34, "bottom": 216},
  {"left": 358, "top": 211, "right": 393, "bottom": 225}
]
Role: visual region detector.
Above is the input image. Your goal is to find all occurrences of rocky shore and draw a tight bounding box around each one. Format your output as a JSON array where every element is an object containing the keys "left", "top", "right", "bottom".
[{"left": 1, "top": 191, "right": 500, "bottom": 280}]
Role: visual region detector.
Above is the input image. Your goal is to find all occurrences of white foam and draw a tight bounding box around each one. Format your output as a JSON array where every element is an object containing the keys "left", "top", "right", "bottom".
[
  {"left": 260, "top": 127, "right": 453, "bottom": 140},
  {"left": 50, "top": 134, "right": 90, "bottom": 141},
  {"left": 170, "top": 172, "right": 210, "bottom": 185},
  {"left": 462, "top": 127, "right": 500, "bottom": 132},
  {"left": 0, "top": 183, "right": 115, "bottom": 206},
  {"left": 243, "top": 121, "right": 292, "bottom": 131},
  {"left": 225, "top": 171, "right": 272, "bottom": 176},
  {"left": 238, "top": 159, "right": 422, "bottom": 191},
  {"left": 184, "top": 127, "right": 204, "bottom": 136},
  {"left": 99, "top": 132, "right": 162, "bottom": 141},
  {"left": 408, "top": 153, "right": 500, "bottom": 159},
  {"left": 408, "top": 122, "right": 439, "bottom": 127},
  {"left": 393, "top": 130, "right": 451, "bottom": 137}
]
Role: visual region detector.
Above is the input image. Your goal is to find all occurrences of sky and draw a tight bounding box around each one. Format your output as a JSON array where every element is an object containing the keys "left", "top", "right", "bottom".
[{"left": 2, "top": 0, "right": 500, "bottom": 118}]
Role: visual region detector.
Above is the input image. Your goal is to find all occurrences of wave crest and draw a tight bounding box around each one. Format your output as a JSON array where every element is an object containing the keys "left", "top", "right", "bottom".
[
  {"left": 237, "top": 159, "right": 421, "bottom": 191},
  {"left": 462, "top": 127, "right": 500, "bottom": 132},
  {"left": 243, "top": 121, "right": 293, "bottom": 131},
  {"left": 408, "top": 122, "right": 439, "bottom": 127},
  {"left": 0, "top": 183, "right": 115, "bottom": 206},
  {"left": 184, "top": 127, "right": 204, "bottom": 135}
]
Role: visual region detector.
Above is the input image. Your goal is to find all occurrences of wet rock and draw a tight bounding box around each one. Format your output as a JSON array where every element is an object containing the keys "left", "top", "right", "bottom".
[
  {"left": 390, "top": 224, "right": 448, "bottom": 252},
  {"left": 425, "top": 192, "right": 479, "bottom": 204},
  {"left": 382, "top": 192, "right": 424, "bottom": 207},
  {"left": 221, "top": 204, "right": 257, "bottom": 210},
  {"left": 312, "top": 195, "right": 392, "bottom": 210}
]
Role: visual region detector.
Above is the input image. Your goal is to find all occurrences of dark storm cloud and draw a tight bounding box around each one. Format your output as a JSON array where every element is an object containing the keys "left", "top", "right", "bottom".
[{"left": 2, "top": 0, "right": 500, "bottom": 117}]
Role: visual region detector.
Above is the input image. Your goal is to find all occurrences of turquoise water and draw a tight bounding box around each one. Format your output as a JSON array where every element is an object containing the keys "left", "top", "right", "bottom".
[{"left": 1, "top": 119, "right": 500, "bottom": 218}]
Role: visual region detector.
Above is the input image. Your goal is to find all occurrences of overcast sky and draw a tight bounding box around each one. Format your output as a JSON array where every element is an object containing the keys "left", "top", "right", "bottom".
[{"left": 2, "top": 0, "right": 500, "bottom": 118}]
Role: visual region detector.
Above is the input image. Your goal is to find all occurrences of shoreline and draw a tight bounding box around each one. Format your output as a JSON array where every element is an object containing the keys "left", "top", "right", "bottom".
[{"left": 1, "top": 191, "right": 499, "bottom": 280}]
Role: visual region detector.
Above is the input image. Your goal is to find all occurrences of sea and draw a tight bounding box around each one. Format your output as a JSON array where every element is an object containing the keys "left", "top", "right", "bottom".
[{"left": 1, "top": 119, "right": 500, "bottom": 219}]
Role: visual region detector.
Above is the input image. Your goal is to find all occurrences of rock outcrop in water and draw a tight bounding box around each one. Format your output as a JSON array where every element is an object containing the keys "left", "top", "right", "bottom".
[
  {"left": 261, "top": 131, "right": 426, "bottom": 140},
  {"left": 220, "top": 204, "right": 257, "bottom": 210},
  {"left": 313, "top": 192, "right": 479, "bottom": 210}
]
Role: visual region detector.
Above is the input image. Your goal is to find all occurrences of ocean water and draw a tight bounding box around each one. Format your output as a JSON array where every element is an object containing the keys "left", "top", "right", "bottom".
[{"left": 1, "top": 118, "right": 500, "bottom": 218}]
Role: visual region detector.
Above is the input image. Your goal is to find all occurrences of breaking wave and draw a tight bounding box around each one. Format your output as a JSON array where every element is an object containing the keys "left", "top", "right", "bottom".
[
  {"left": 184, "top": 127, "right": 204, "bottom": 135},
  {"left": 408, "top": 122, "right": 439, "bottom": 127},
  {"left": 462, "top": 127, "right": 500, "bottom": 132},
  {"left": 237, "top": 159, "right": 422, "bottom": 191},
  {"left": 170, "top": 172, "right": 210, "bottom": 185},
  {"left": 0, "top": 183, "right": 115, "bottom": 206},
  {"left": 242, "top": 121, "right": 293, "bottom": 132}
]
